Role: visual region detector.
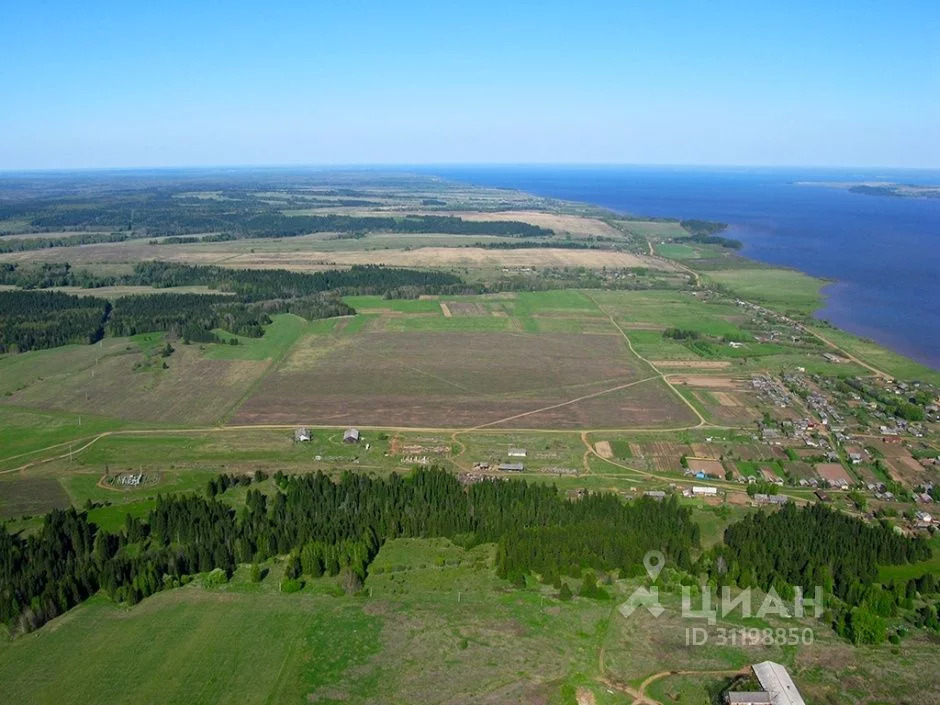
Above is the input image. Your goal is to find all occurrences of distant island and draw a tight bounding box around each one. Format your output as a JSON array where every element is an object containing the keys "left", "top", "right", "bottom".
[{"left": 798, "top": 181, "right": 940, "bottom": 199}]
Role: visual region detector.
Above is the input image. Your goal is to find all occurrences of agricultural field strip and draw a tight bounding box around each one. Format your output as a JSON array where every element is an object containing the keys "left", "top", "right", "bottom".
[
  {"left": 354, "top": 342, "right": 475, "bottom": 394},
  {"left": 215, "top": 317, "right": 309, "bottom": 424},
  {"left": 582, "top": 291, "right": 708, "bottom": 427},
  {"left": 467, "top": 375, "right": 661, "bottom": 429}
]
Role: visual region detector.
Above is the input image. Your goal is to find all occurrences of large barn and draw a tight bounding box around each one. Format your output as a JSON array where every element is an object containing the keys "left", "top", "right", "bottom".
[{"left": 725, "top": 662, "right": 805, "bottom": 705}]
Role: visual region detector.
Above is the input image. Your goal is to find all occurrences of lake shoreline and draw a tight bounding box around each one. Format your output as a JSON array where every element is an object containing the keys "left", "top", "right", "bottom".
[{"left": 420, "top": 166, "right": 940, "bottom": 372}]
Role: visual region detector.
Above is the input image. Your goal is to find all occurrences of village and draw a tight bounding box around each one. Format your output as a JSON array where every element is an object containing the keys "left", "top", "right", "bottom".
[{"left": 275, "top": 359, "right": 938, "bottom": 540}]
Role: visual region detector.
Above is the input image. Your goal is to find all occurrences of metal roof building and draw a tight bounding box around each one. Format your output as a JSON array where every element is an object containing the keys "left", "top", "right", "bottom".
[
  {"left": 726, "top": 693, "right": 771, "bottom": 705},
  {"left": 752, "top": 661, "right": 805, "bottom": 705}
]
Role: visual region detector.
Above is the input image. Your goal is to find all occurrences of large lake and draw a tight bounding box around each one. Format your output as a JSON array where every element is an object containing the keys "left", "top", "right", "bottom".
[{"left": 418, "top": 166, "right": 940, "bottom": 371}]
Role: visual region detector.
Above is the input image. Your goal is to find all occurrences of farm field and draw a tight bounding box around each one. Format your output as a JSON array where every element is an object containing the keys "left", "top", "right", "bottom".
[
  {"left": 232, "top": 328, "right": 676, "bottom": 428},
  {"left": 3, "top": 272, "right": 924, "bottom": 519},
  {"left": 704, "top": 267, "right": 826, "bottom": 314},
  {"left": 0, "top": 234, "right": 674, "bottom": 272}
]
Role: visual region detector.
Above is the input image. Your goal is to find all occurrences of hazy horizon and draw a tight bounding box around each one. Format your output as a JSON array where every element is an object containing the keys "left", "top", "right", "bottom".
[{"left": 4, "top": 162, "right": 940, "bottom": 176}]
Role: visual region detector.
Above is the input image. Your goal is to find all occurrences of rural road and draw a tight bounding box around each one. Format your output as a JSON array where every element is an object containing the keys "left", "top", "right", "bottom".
[{"left": 583, "top": 291, "right": 708, "bottom": 428}]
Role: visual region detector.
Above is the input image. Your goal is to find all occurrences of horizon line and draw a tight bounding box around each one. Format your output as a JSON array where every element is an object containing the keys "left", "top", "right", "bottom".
[{"left": 2, "top": 161, "right": 940, "bottom": 176}]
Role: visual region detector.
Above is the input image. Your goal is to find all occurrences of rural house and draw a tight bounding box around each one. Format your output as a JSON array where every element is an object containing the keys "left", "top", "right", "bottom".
[{"left": 343, "top": 428, "right": 360, "bottom": 444}]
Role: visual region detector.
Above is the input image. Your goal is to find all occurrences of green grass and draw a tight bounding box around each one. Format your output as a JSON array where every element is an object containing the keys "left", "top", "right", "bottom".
[
  {"left": 383, "top": 315, "right": 511, "bottom": 332},
  {"left": 60, "top": 470, "right": 217, "bottom": 508},
  {"left": 0, "top": 406, "right": 128, "bottom": 470},
  {"left": 621, "top": 220, "right": 688, "bottom": 238},
  {"left": 806, "top": 324, "right": 940, "bottom": 384},
  {"left": 590, "top": 289, "right": 747, "bottom": 339},
  {"left": 654, "top": 242, "right": 700, "bottom": 259},
  {"left": 705, "top": 267, "right": 825, "bottom": 314},
  {"left": 86, "top": 498, "right": 157, "bottom": 532},
  {"left": 608, "top": 439, "right": 633, "bottom": 459},
  {"left": 511, "top": 289, "right": 600, "bottom": 315},
  {"left": 343, "top": 295, "right": 443, "bottom": 313},
  {"left": 877, "top": 535, "right": 940, "bottom": 582},
  {"left": 2, "top": 535, "right": 938, "bottom": 704},
  {"left": 206, "top": 313, "right": 309, "bottom": 360},
  {"left": 0, "top": 589, "right": 384, "bottom": 705}
]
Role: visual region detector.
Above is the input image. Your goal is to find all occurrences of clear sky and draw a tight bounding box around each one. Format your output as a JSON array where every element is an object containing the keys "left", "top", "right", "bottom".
[{"left": 1, "top": 1, "right": 938, "bottom": 169}]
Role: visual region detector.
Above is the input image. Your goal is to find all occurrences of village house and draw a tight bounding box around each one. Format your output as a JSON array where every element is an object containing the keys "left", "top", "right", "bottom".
[{"left": 692, "top": 486, "right": 718, "bottom": 496}]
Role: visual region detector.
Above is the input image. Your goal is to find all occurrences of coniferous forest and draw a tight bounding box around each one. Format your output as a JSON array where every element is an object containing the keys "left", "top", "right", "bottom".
[
  {"left": 0, "top": 263, "right": 472, "bottom": 351},
  {"left": 701, "top": 503, "right": 935, "bottom": 643},
  {"left": 0, "top": 469, "right": 696, "bottom": 634},
  {"left": 1, "top": 469, "right": 934, "bottom": 641},
  {"left": 0, "top": 290, "right": 111, "bottom": 352}
]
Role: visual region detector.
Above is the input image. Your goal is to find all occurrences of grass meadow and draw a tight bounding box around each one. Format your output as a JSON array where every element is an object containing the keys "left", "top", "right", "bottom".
[{"left": 2, "top": 536, "right": 935, "bottom": 704}]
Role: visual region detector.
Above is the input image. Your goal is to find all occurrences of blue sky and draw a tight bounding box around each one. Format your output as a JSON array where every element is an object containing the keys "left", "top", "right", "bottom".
[{"left": 1, "top": 1, "right": 937, "bottom": 169}]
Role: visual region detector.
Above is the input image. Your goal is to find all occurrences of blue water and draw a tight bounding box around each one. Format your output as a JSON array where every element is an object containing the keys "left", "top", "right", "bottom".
[{"left": 416, "top": 166, "right": 940, "bottom": 371}]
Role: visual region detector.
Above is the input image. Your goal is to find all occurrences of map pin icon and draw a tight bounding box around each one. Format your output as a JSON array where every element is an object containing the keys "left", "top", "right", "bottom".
[{"left": 643, "top": 550, "right": 665, "bottom": 581}]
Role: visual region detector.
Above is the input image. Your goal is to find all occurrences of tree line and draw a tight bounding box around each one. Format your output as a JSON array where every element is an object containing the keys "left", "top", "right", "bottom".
[
  {"left": 0, "top": 200, "right": 553, "bottom": 246},
  {"left": 1, "top": 469, "right": 934, "bottom": 643},
  {"left": 0, "top": 469, "right": 696, "bottom": 634},
  {"left": 0, "top": 289, "right": 353, "bottom": 351},
  {"left": 0, "top": 264, "right": 476, "bottom": 351},
  {"left": 0, "top": 290, "right": 110, "bottom": 353},
  {"left": 236, "top": 213, "right": 553, "bottom": 239},
  {"left": 698, "top": 502, "right": 933, "bottom": 643}
]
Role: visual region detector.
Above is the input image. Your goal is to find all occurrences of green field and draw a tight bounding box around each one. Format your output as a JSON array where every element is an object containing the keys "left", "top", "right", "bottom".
[
  {"left": 2, "top": 536, "right": 936, "bottom": 705},
  {"left": 806, "top": 324, "right": 940, "bottom": 384},
  {"left": 705, "top": 267, "right": 825, "bottom": 314},
  {"left": 207, "top": 313, "right": 309, "bottom": 360}
]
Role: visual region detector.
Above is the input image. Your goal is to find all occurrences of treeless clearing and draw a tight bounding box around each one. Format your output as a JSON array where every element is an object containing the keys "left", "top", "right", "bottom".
[
  {"left": 690, "top": 443, "right": 720, "bottom": 459},
  {"left": 5, "top": 344, "right": 268, "bottom": 425},
  {"left": 490, "top": 378, "right": 697, "bottom": 430},
  {"left": 885, "top": 453, "right": 930, "bottom": 486},
  {"left": 444, "top": 301, "right": 488, "bottom": 316},
  {"left": 223, "top": 247, "right": 676, "bottom": 271},
  {"left": 0, "top": 476, "right": 70, "bottom": 519},
  {"left": 232, "top": 330, "right": 693, "bottom": 429},
  {"left": 0, "top": 240, "right": 677, "bottom": 271},
  {"left": 668, "top": 375, "right": 739, "bottom": 389},
  {"left": 651, "top": 360, "right": 731, "bottom": 369},
  {"left": 594, "top": 441, "right": 614, "bottom": 458},
  {"left": 712, "top": 392, "right": 741, "bottom": 406},
  {"left": 442, "top": 210, "right": 622, "bottom": 237},
  {"left": 636, "top": 441, "right": 693, "bottom": 457},
  {"left": 816, "top": 462, "right": 854, "bottom": 485},
  {"left": 687, "top": 458, "right": 725, "bottom": 476}
]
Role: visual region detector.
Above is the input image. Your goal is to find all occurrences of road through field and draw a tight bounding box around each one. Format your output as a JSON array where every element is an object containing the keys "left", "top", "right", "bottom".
[
  {"left": 467, "top": 375, "right": 661, "bottom": 430},
  {"left": 582, "top": 292, "right": 708, "bottom": 428}
]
